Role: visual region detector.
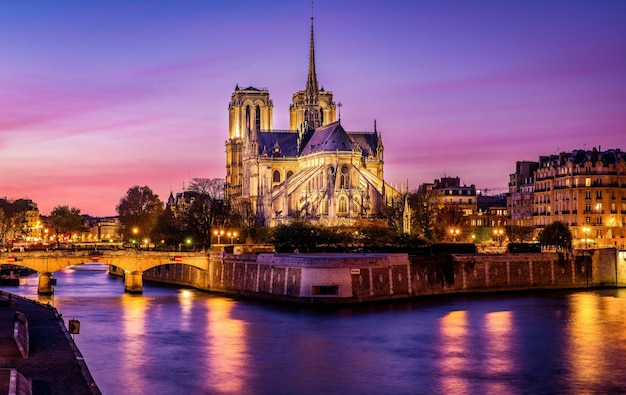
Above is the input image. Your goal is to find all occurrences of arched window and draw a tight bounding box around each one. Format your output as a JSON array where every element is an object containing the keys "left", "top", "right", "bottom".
[
  {"left": 338, "top": 196, "right": 347, "bottom": 214},
  {"left": 255, "top": 106, "right": 261, "bottom": 131},
  {"left": 272, "top": 170, "right": 281, "bottom": 183},
  {"left": 340, "top": 165, "right": 349, "bottom": 189},
  {"left": 245, "top": 105, "right": 251, "bottom": 132},
  {"left": 286, "top": 170, "right": 294, "bottom": 179}
]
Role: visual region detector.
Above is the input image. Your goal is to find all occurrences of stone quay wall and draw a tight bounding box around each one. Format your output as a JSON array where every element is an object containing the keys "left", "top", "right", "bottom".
[{"left": 140, "top": 248, "right": 625, "bottom": 304}]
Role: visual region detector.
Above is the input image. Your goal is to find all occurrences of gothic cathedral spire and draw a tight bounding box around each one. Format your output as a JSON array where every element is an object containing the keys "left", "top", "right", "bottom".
[
  {"left": 303, "top": 12, "right": 321, "bottom": 131},
  {"left": 289, "top": 4, "right": 336, "bottom": 133},
  {"left": 306, "top": 15, "right": 319, "bottom": 107}
]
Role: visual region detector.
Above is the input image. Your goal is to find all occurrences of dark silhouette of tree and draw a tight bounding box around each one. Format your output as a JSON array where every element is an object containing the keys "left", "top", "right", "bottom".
[
  {"left": 539, "top": 221, "right": 572, "bottom": 252},
  {"left": 410, "top": 190, "right": 441, "bottom": 240},
  {"left": 48, "top": 205, "right": 86, "bottom": 247},
  {"left": 116, "top": 186, "right": 163, "bottom": 242},
  {"left": 271, "top": 221, "right": 321, "bottom": 253},
  {"left": 182, "top": 178, "right": 229, "bottom": 249},
  {"left": 152, "top": 206, "right": 184, "bottom": 249},
  {"left": 505, "top": 225, "right": 536, "bottom": 243},
  {"left": 432, "top": 206, "right": 470, "bottom": 243}
]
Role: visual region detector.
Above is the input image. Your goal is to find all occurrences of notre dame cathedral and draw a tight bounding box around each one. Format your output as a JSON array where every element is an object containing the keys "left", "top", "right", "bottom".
[{"left": 225, "top": 15, "right": 399, "bottom": 227}]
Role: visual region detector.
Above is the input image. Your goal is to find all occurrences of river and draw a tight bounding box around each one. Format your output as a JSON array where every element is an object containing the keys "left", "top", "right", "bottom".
[{"left": 2, "top": 263, "right": 626, "bottom": 395}]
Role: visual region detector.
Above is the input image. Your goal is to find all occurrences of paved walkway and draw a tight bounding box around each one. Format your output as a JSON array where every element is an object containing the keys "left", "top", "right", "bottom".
[{"left": 0, "top": 291, "right": 101, "bottom": 395}]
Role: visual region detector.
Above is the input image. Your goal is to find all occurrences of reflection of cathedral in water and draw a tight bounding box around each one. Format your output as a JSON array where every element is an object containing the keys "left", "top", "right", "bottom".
[{"left": 224, "top": 16, "right": 399, "bottom": 227}]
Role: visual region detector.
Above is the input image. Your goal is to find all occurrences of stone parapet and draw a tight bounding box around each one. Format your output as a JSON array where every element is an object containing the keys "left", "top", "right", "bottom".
[{"left": 142, "top": 248, "right": 624, "bottom": 305}]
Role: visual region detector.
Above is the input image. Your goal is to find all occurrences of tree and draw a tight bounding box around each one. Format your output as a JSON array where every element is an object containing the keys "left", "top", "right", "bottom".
[
  {"left": 152, "top": 206, "right": 184, "bottom": 249},
  {"left": 116, "top": 186, "right": 163, "bottom": 242},
  {"left": 432, "top": 206, "right": 470, "bottom": 243},
  {"left": 0, "top": 198, "right": 29, "bottom": 244},
  {"left": 271, "top": 221, "right": 324, "bottom": 253},
  {"left": 0, "top": 208, "right": 9, "bottom": 245},
  {"left": 189, "top": 178, "right": 224, "bottom": 200},
  {"left": 506, "top": 225, "right": 536, "bottom": 243},
  {"left": 183, "top": 178, "right": 229, "bottom": 249},
  {"left": 539, "top": 221, "right": 572, "bottom": 252},
  {"left": 410, "top": 190, "right": 441, "bottom": 240},
  {"left": 48, "top": 205, "right": 86, "bottom": 247},
  {"left": 382, "top": 192, "right": 408, "bottom": 233}
]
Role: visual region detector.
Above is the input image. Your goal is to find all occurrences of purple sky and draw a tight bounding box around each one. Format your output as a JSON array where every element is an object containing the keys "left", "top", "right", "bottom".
[{"left": 1, "top": 1, "right": 625, "bottom": 216}]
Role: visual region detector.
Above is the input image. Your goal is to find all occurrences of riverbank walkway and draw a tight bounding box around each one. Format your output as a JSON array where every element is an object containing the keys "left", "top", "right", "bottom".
[{"left": 0, "top": 291, "right": 100, "bottom": 395}]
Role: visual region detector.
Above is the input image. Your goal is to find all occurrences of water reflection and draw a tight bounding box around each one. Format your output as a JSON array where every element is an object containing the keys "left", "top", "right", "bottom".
[
  {"left": 437, "top": 310, "right": 469, "bottom": 394},
  {"left": 205, "top": 298, "right": 249, "bottom": 394},
  {"left": 4, "top": 273, "right": 626, "bottom": 394},
  {"left": 178, "top": 289, "right": 194, "bottom": 331},
  {"left": 121, "top": 294, "right": 147, "bottom": 393},
  {"left": 483, "top": 311, "right": 515, "bottom": 393}
]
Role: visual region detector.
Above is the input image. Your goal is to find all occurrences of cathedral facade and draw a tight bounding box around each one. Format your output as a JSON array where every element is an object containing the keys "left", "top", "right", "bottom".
[{"left": 225, "top": 17, "right": 398, "bottom": 227}]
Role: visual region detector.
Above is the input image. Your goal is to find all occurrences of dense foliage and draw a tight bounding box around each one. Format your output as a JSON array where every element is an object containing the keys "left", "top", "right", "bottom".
[
  {"left": 0, "top": 198, "right": 30, "bottom": 244},
  {"left": 539, "top": 221, "right": 572, "bottom": 252},
  {"left": 116, "top": 185, "right": 164, "bottom": 242},
  {"left": 270, "top": 220, "right": 428, "bottom": 253},
  {"left": 48, "top": 205, "right": 86, "bottom": 246}
]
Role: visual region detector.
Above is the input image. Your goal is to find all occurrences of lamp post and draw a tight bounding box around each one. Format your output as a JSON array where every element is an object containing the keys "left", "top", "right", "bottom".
[
  {"left": 493, "top": 228, "right": 504, "bottom": 247},
  {"left": 227, "top": 231, "right": 238, "bottom": 245},
  {"left": 131, "top": 227, "right": 139, "bottom": 246},
  {"left": 449, "top": 228, "right": 460, "bottom": 242},
  {"left": 213, "top": 229, "right": 224, "bottom": 244},
  {"left": 582, "top": 226, "right": 591, "bottom": 249}
]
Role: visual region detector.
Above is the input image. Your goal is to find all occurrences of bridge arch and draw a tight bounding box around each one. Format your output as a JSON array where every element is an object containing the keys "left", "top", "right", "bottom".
[{"left": 1, "top": 251, "right": 209, "bottom": 294}]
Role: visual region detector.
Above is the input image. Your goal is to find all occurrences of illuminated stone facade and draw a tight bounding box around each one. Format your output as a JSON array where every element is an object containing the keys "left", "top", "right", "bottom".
[
  {"left": 225, "top": 17, "right": 397, "bottom": 227},
  {"left": 509, "top": 148, "right": 626, "bottom": 248}
]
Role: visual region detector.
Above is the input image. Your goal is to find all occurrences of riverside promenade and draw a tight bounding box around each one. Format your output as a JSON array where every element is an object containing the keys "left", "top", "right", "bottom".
[{"left": 0, "top": 291, "right": 100, "bottom": 395}]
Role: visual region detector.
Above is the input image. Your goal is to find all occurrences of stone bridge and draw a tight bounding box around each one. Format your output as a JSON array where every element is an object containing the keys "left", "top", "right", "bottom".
[{"left": 0, "top": 250, "right": 209, "bottom": 294}]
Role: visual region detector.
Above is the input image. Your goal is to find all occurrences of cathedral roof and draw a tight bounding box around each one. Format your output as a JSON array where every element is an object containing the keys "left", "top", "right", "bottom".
[
  {"left": 349, "top": 132, "right": 379, "bottom": 157},
  {"left": 300, "top": 122, "right": 353, "bottom": 155},
  {"left": 257, "top": 132, "right": 299, "bottom": 157},
  {"left": 300, "top": 121, "right": 377, "bottom": 156}
]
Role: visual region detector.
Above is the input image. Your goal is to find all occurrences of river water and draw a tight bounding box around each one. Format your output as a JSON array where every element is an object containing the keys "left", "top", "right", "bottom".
[{"left": 3, "top": 264, "right": 626, "bottom": 395}]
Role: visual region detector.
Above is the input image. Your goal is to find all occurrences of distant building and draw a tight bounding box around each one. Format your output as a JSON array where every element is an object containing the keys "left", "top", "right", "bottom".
[
  {"left": 469, "top": 195, "right": 508, "bottom": 229},
  {"left": 224, "top": 15, "right": 398, "bottom": 227},
  {"left": 508, "top": 147, "right": 626, "bottom": 247},
  {"left": 418, "top": 177, "right": 477, "bottom": 216},
  {"left": 82, "top": 216, "right": 122, "bottom": 243},
  {"left": 507, "top": 161, "right": 539, "bottom": 228},
  {"left": 166, "top": 189, "right": 200, "bottom": 217},
  {"left": 23, "top": 200, "right": 42, "bottom": 242}
]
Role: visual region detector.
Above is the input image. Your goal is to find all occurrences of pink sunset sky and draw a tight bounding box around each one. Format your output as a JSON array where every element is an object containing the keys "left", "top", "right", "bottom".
[{"left": 1, "top": 1, "right": 625, "bottom": 216}]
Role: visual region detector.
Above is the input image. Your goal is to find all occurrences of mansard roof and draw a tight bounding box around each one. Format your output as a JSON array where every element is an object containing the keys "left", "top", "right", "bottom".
[{"left": 567, "top": 148, "right": 623, "bottom": 166}]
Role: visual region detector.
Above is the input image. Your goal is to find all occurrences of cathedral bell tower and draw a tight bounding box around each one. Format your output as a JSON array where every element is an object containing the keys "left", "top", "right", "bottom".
[{"left": 225, "top": 85, "right": 273, "bottom": 200}]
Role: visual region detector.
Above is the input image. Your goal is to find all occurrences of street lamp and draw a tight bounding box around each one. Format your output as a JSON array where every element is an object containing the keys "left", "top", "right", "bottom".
[
  {"left": 213, "top": 229, "right": 224, "bottom": 244},
  {"left": 227, "top": 231, "right": 238, "bottom": 244},
  {"left": 582, "top": 226, "right": 591, "bottom": 249},
  {"left": 449, "top": 228, "right": 460, "bottom": 242},
  {"left": 493, "top": 228, "right": 504, "bottom": 247}
]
